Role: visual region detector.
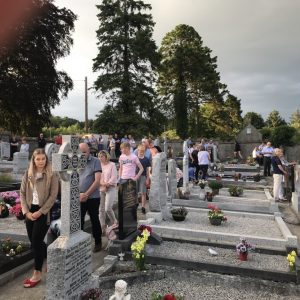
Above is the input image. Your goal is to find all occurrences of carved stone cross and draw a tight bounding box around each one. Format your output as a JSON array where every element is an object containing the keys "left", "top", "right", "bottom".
[{"left": 52, "top": 136, "right": 86, "bottom": 237}]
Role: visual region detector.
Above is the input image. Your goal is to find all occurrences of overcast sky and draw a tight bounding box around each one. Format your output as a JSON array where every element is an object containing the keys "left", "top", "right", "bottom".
[{"left": 53, "top": 0, "right": 300, "bottom": 122}]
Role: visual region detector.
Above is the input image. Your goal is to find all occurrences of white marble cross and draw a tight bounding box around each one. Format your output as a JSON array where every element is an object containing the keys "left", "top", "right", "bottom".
[
  {"left": 183, "top": 140, "right": 189, "bottom": 191},
  {"left": 52, "top": 136, "right": 86, "bottom": 237}
]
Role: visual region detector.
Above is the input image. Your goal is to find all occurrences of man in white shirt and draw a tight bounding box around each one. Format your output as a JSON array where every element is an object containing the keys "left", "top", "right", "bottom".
[{"left": 261, "top": 141, "right": 274, "bottom": 176}]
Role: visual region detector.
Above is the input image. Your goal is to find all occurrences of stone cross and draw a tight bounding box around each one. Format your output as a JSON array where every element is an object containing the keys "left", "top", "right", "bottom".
[
  {"left": 52, "top": 136, "right": 86, "bottom": 236},
  {"left": 182, "top": 140, "right": 189, "bottom": 191},
  {"left": 47, "top": 136, "right": 92, "bottom": 300}
]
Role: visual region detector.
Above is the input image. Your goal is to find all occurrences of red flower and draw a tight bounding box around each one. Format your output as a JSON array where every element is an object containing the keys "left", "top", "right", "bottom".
[
  {"left": 207, "top": 204, "right": 216, "bottom": 210},
  {"left": 163, "top": 294, "right": 176, "bottom": 300}
]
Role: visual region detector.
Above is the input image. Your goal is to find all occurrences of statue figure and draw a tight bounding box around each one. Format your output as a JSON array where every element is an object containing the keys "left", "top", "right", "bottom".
[{"left": 109, "top": 280, "right": 131, "bottom": 300}]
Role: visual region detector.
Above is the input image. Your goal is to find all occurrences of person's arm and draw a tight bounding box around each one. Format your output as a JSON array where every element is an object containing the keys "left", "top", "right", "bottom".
[
  {"left": 107, "top": 163, "right": 118, "bottom": 187},
  {"left": 119, "top": 159, "right": 123, "bottom": 179},
  {"left": 133, "top": 158, "right": 144, "bottom": 181},
  {"left": 146, "top": 163, "right": 151, "bottom": 186},
  {"left": 20, "top": 171, "right": 30, "bottom": 216},
  {"left": 84, "top": 171, "right": 101, "bottom": 198}
]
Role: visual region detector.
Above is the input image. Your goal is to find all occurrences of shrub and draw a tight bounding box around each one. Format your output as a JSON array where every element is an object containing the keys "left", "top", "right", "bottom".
[{"left": 208, "top": 181, "right": 223, "bottom": 190}]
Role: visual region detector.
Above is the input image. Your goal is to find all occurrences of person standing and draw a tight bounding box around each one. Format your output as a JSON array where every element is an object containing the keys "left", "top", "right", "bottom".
[
  {"left": 98, "top": 150, "right": 118, "bottom": 234},
  {"left": 234, "top": 140, "right": 243, "bottom": 159},
  {"left": 136, "top": 144, "right": 151, "bottom": 214},
  {"left": 20, "top": 137, "right": 29, "bottom": 153},
  {"left": 37, "top": 133, "right": 46, "bottom": 148},
  {"left": 261, "top": 141, "right": 274, "bottom": 176},
  {"left": 114, "top": 133, "right": 121, "bottom": 158},
  {"left": 10, "top": 135, "right": 19, "bottom": 160},
  {"left": 271, "top": 148, "right": 288, "bottom": 202},
  {"left": 197, "top": 145, "right": 210, "bottom": 180},
  {"left": 79, "top": 143, "right": 102, "bottom": 252},
  {"left": 108, "top": 134, "right": 116, "bottom": 159},
  {"left": 20, "top": 148, "right": 59, "bottom": 288}
]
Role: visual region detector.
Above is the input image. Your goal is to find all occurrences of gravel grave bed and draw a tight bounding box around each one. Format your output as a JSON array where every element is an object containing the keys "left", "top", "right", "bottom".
[
  {"left": 159, "top": 211, "right": 283, "bottom": 238},
  {"left": 0, "top": 215, "right": 27, "bottom": 236},
  {"left": 148, "top": 241, "right": 288, "bottom": 272},
  {"left": 100, "top": 276, "right": 299, "bottom": 300}
]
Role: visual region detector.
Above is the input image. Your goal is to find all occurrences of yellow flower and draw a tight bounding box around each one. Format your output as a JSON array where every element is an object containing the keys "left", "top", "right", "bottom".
[
  {"left": 291, "top": 251, "right": 297, "bottom": 256},
  {"left": 289, "top": 262, "right": 294, "bottom": 266}
]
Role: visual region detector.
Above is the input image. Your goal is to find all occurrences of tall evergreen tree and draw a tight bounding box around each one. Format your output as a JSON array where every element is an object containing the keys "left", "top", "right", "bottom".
[
  {"left": 157, "top": 24, "right": 224, "bottom": 139},
  {"left": 93, "top": 0, "right": 162, "bottom": 134},
  {"left": 0, "top": 0, "right": 76, "bottom": 135},
  {"left": 265, "top": 110, "right": 286, "bottom": 128},
  {"left": 290, "top": 109, "right": 300, "bottom": 129},
  {"left": 243, "top": 112, "right": 265, "bottom": 129}
]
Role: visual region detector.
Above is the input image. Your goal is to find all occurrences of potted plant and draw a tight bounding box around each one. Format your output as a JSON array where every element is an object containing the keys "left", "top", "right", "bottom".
[
  {"left": 9, "top": 203, "right": 24, "bottom": 220},
  {"left": 0, "top": 200, "right": 9, "bottom": 218},
  {"left": 152, "top": 292, "right": 184, "bottom": 300},
  {"left": 0, "top": 191, "right": 20, "bottom": 206},
  {"left": 206, "top": 192, "right": 214, "bottom": 202},
  {"left": 287, "top": 250, "right": 297, "bottom": 272},
  {"left": 170, "top": 206, "right": 188, "bottom": 221},
  {"left": 253, "top": 173, "right": 261, "bottom": 182},
  {"left": 228, "top": 186, "right": 243, "bottom": 197},
  {"left": 208, "top": 181, "right": 223, "bottom": 195},
  {"left": 236, "top": 238, "right": 254, "bottom": 261},
  {"left": 207, "top": 204, "right": 227, "bottom": 226}
]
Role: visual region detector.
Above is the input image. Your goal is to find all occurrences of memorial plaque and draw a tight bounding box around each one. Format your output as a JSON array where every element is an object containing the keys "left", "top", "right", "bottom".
[
  {"left": 0, "top": 142, "right": 10, "bottom": 159},
  {"left": 118, "top": 179, "right": 137, "bottom": 240}
]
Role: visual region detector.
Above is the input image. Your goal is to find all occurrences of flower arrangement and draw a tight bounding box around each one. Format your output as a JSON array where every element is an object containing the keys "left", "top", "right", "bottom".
[
  {"left": 0, "top": 191, "right": 20, "bottom": 206},
  {"left": 253, "top": 173, "right": 261, "bottom": 182},
  {"left": 151, "top": 292, "right": 184, "bottom": 300},
  {"left": 198, "top": 180, "right": 206, "bottom": 189},
  {"left": 287, "top": 250, "right": 297, "bottom": 272},
  {"left": 80, "top": 288, "right": 102, "bottom": 300},
  {"left": 1, "top": 237, "right": 25, "bottom": 256},
  {"left": 0, "top": 200, "right": 9, "bottom": 218},
  {"left": 228, "top": 186, "right": 243, "bottom": 197},
  {"left": 170, "top": 206, "right": 188, "bottom": 221},
  {"left": 207, "top": 204, "right": 227, "bottom": 225},
  {"left": 138, "top": 224, "right": 152, "bottom": 235},
  {"left": 131, "top": 228, "right": 150, "bottom": 271},
  {"left": 236, "top": 238, "right": 254, "bottom": 254},
  {"left": 9, "top": 203, "right": 23, "bottom": 216},
  {"left": 208, "top": 181, "right": 223, "bottom": 190}
]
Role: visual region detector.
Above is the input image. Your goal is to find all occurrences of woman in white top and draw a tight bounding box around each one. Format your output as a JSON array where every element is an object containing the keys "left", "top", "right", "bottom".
[
  {"left": 20, "top": 137, "right": 29, "bottom": 153},
  {"left": 197, "top": 145, "right": 210, "bottom": 180}
]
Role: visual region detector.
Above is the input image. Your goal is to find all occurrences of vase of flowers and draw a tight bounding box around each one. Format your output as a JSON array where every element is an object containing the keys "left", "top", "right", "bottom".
[
  {"left": 236, "top": 238, "right": 254, "bottom": 261},
  {"left": 131, "top": 228, "right": 150, "bottom": 271},
  {"left": 170, "top": 207, "right": 188, "bottom": 221},
  {"left": 0, "top": 200, "right": 9, "bottom": 218},
  {"left": 9, "top": 203, "right": 24, "bottom": 220},
  {"left": 0, "top": 191, "right": 20, "bottom": 206},
  {"left": 151, "top": 292, "right": 184, "bottom": 300},
  {"left": 207, "top": 204, "right": 227, "bottom": 225},
  {"left": 287, "top": 250, "right": 297, "bottom": 272}
]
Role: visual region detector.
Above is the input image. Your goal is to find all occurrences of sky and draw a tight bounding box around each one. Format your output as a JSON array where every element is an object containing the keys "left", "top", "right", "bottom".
[{"left": 53, "top": 0, "right": 300, "bottom": 122}]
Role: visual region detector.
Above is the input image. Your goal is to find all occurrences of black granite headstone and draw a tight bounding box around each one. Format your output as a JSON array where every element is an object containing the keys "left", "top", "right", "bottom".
[{"left": 118, "top": 179, "right": 137, "bottom": 240}]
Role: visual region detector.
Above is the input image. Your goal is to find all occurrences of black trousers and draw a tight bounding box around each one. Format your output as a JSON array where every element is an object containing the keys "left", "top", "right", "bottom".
[
  {"left": 81, "top": 198, "right": 102, "bottom": 245},
  {"left": 263, "top": 156, "right": 272, "bottom": 176},
  {"left": 25, "top": 205, "right": 49, "bottom": 271},
  {"left": 199, "top": 165, "right": 209, "bottom": 180},
  {"left": 194, "top": 165, "right": 201, "bottom": 181}
]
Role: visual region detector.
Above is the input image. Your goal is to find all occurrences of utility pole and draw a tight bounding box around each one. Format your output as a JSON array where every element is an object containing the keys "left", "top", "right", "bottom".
[{"left": 84, "top": 76, "right": 88, "bottom": 133}]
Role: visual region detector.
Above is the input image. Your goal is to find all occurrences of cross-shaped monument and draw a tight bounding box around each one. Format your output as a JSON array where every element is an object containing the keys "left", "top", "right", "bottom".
[{"left": 47, "top": 136, "right": 92, "bottom": 300}]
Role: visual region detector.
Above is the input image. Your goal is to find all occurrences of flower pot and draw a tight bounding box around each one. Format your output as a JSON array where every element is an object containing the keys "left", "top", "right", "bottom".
[
  {"left": 289, "top": 265, "right": 296, "bottom": 272},
  {"left": 212, "top": 189, "right": 219, "bottom": 196},
  {"left": 206, "top": 195, "right": 213, "bottom": 202},
  {"left": 239, "top": 252, "right": 248, "bottom": 261},
  {"left": 209, "top": 218, "right": 222, "bottom": 226},
  {"left": 16, "top": 213, "right": 25, "bottom": 220},
  {"left": 172, "top": 214, "right": 186, "bottom": 222},
  {"left": 134, "top": 253, "right": 146, "bottom": 271}
]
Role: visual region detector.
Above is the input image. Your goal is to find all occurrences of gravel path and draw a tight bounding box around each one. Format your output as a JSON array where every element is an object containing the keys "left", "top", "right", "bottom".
[
  {"left": 160, "top": 211, "right": 283, "bottom": 238},
  {"left": 148, "top": 241, "right": 288, "bottom": 272},
  {"left": 0, "top": 215, "right": 27, "bottom": 236}
]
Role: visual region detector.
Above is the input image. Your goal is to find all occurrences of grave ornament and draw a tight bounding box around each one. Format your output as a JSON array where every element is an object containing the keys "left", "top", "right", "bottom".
[{"left": 109, "top": 280, "right": 131, "bottom": 300}]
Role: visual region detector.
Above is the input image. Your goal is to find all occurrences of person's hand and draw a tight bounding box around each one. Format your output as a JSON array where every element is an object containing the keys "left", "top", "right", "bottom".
[
  {"left": 80, "top": 193, "right": 88, "bottom": 202},
  {"left": 31, "top": 211, "right": 42, "bottom": 219},
  {"left": 132, "top": 176, "right": 138, "bottom": 181},
  {"left": 146, "top": 177, "right": 150, "bottom": 186},
  {"left": 26, "top": 212, "right": 37, "bottom": 221}
]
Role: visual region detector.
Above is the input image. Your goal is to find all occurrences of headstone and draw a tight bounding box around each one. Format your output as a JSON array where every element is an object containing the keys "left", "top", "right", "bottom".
[
  {"left": 292, "top": 165, "right": 300, "bottom": 215},
  {"left": 45, "top": 143, "right": 60, "bottom": 162},
  {"left": 47, "top": 135, "right": 92, "bottom": 300},
  {"left": 148, "top": 152, "right": 168, "bottom": 221},
  {"left": 13, "top": 152, "right": 29, "bottom": 173},
  {"left": 118, "top": 179, "right": 137, "bottom": 240},
  {"left": 0, "top": 142, "right": 10, "bottom": 160},
  {"left": 168, "top": 159, "right": 177, "bottom": 200},
  {"left": 212, "top": 144, "right": 219, "bottom": 163},
  {"left": 182, "top": 140, "right": 189, "bottom": 192},
  {"left": 163, "top": 137, "right": 167, "bottom": 154}
]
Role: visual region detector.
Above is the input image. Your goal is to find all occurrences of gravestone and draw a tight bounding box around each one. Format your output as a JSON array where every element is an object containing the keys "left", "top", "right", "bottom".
[
  {"left": 168, "top": 159, "right": 177, "bottom": 200},
  {"left": 163, "top": 137, "right": 167, "bottom": 155},
  {"left": 45, "top": 143, "right": 60, "bottom": 162},
  {"left": 182, "top": 140, "right": 189, "bottom": 192},
  {"left": 0, "top": 142, "right": 10, "bottom": 160},
  {"left": 47, "top": 135, "right": 92, "bottom": 300},
  {"left": 148, "top": 152, "right": 168, "bottom": 222},
  {"left": 118, "top": 179, "right": 138, "bottom": 240},
  {"left": 13, "top": 152, "right": 29, "bottom": 173}
]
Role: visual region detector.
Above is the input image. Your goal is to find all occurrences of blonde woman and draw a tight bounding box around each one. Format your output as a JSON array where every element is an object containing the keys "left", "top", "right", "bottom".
[
  {"left": 98, "top": 150, "right": 118, "bottom": 234},
  {"left": 20, "top": 148, "right": 59, "bottom": 288},
  {"left": 271, "top": 148, "right": 288, "bottom": 202}
]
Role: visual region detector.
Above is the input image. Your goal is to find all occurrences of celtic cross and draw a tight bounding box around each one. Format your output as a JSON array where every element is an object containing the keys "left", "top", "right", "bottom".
[{"left": 52, "top": 136, "right": 86, "bottom": 237}]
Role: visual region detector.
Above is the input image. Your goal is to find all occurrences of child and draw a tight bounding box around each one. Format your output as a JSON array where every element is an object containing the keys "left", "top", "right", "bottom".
[
  {"left": 136, "top": 144, "right": 151, "bottom": 214},
  {"left": 119, "top": 142, "right": 143, "bottom": 183}
]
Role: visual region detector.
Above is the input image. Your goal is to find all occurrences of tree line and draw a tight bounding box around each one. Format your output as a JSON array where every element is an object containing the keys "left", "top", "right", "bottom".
[{"left": 1, "top": 0, "right": 299, "bottom": 147}]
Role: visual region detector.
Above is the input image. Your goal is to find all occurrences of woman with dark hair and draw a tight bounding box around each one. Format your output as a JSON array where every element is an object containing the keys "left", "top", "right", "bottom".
[{"left": 20, "top": 148, "right": 59, "bottom": 288}]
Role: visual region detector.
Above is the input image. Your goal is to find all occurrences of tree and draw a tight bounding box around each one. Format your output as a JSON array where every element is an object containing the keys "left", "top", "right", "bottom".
[
  {"left": 0, "top": 0, "right": 76, "bottom": 135},
  {"left": 290, "top": 109, "right": 300, "bottom": 130},
  {"left": 93, "top": 0, "right": 163, "bottom": 135},
  {"left": 243, "top": 112, "right": 265, "bottom": 129},
  {"left": 271, "top": 125, "right": 296, "bottom": 147},
  {"left": 50, "top": 116, "right": 80, "bottom": 128},
  {"left": 157, "top": 24, "right": 224, "bottom": 139},
  {"left": 265, "top": 110, "right": 286, "bottom": 128}
]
